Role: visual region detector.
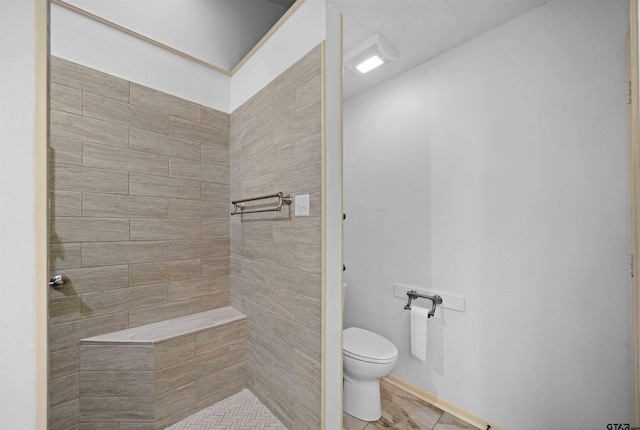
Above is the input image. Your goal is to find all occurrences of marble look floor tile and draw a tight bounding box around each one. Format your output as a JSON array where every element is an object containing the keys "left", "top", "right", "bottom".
[
  {"left": 433, "top": 412, "right": 479, "bottom": 430},
  {"left": 167, "top": 388, "right": 285, "bottom": 429}
]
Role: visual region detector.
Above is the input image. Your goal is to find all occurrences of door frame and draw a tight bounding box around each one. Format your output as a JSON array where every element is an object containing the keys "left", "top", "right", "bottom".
[
  {"left": 628, "top": 0, "right": 640, "bottom": 425},
  {"left": 35, "top": 0, "right": 49, "bottom": 427}
]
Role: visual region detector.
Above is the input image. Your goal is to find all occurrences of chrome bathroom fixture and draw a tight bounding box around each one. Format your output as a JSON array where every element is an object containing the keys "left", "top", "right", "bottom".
[
  {"left": 49, "top": 275, "right": 68, "bottom": 289},
  {"left": 404, "top": 290, "right": 443, "bottom": 318},
  {"left": 230, "top": 191, "right": 293, "bottom": 215}
]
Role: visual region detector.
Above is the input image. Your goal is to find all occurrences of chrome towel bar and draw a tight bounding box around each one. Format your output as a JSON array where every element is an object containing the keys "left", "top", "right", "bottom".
[
  {"left": 231, "top": 192, "right": 293, "bottom": 215},
  {"left": 404, "top": 290, "right": 443, "bottom": 318}
]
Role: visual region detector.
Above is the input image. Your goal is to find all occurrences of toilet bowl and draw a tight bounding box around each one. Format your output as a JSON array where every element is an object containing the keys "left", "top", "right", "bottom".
[{"left": 342, "top": 283, "right": 398, "bottom": 421}]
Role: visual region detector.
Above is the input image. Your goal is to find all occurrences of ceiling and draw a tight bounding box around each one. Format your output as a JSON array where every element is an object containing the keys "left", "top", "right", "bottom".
[{"left": 332, "top": 0, "right": 550, "bottom": 99}]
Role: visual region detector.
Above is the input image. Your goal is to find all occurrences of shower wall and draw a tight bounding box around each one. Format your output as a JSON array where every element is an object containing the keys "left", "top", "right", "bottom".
[
  {"left": 48, "top": 57, "right": 230, "bottom": 430},
  {"left": 229, "top": 45, "right": 323, "bottom": 430}
]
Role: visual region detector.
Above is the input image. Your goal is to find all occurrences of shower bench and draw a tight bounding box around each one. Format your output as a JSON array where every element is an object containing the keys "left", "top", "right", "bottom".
[{"left": 78, "top": 306, "right": 247, "bottom": 429}]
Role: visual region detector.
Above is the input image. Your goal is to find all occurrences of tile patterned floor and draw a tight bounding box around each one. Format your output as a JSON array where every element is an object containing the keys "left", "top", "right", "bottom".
[
  {"left": 167, "top": 389, "right": 286, "bottom": 430},
  {"left": 168, "top": 380, "right": 477, "bottom": 430},
  {"left": 343, "top": 379, "right": 479, "bottom": 430}
]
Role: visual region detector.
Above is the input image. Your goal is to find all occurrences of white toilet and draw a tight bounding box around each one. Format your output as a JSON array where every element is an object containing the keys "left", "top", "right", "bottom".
[{"left": 343, "top": 283, "right": 398, "bottom": 422}]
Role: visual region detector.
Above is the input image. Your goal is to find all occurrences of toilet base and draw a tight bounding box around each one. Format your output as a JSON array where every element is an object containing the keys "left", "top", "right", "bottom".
[{"left": 343, "top": 375, "right": 382, "bottom": 422}]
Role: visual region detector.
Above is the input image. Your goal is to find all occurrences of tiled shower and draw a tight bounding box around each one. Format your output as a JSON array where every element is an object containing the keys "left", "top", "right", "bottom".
[{"left": 48, "top": 45, "right": 323, "bottom": 429}]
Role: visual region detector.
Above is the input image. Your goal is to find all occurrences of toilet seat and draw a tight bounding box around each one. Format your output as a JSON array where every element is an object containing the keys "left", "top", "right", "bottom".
[{"left": 343, "top": 327, "right": 398, "bottom": 364}]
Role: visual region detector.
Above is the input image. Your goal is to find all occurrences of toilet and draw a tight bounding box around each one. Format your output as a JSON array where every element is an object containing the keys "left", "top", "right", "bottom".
[{"left": 343, "top": 283, "right": 398, "bottom": 422}]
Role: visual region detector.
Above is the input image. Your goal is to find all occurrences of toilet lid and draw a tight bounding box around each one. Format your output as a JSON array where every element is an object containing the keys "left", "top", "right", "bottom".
[{"left": 343, "top": 327, "right": 398, "bottom": 364}]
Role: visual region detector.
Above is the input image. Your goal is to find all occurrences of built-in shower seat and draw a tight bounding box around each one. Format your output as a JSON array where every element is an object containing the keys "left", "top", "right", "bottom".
[{"left": 78, "top": 306, "right": 247, "bottom": 429}]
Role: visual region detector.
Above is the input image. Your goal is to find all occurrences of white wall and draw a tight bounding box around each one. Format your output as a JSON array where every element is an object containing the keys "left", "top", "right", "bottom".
[
  {"left": 0, "top": 1, "right": 37, "bottom": 428},
  {"left": 62, "top": 0, "right": 288, "bottom": 71},
  {"left": 343, "top": 1, "right": 632, "bottom": 428},
  {"left": 51, "top": 2, "right": 231, "bottom": 111}
]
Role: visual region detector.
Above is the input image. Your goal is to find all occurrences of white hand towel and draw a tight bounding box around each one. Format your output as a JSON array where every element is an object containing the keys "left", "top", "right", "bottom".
[{"left": 411, "top": 306, "right": 429, "bottom": 362}]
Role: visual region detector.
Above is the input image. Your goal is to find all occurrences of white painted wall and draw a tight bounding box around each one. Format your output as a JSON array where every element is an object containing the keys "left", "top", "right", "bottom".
[
  {"left": 62, "top": 0, "right": 288, "bottom": 71},
  {"left": 230, "top": 0, "right": 327, "bottom": 111},
  {"left": 51, "top": 2, "right": 231, "bottom": 111},
  {"left": 343, "top": 1, "right": 632, "bottom": 428},
  {"left": 0, "top": 1, "right": 37, "bottom": 428}
]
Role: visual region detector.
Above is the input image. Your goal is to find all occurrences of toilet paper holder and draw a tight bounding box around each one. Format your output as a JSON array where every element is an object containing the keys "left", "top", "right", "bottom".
[{"left": 404, "top": 290, "right": 443, "bottom": 318}]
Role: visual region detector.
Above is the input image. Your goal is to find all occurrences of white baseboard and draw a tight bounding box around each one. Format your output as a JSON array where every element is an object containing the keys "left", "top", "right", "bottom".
[{"left": 382, "top": 374, "right": 506, "bottom": 430}]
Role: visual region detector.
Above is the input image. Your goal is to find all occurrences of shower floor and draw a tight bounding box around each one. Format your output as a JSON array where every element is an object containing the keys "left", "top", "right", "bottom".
[{"left": 167, "top": 389, "right": 286, "bottom": 430}]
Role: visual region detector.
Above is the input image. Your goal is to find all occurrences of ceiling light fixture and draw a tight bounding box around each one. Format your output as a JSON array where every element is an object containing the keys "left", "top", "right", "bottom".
[{"left": 344, "top": 33, "right": 398, "bottom": 75}]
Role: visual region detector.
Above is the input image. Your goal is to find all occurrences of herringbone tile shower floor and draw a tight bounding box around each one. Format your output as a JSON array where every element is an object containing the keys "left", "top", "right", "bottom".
[{"left": 166, "top": 389, "right": 286, "bottom": 430}]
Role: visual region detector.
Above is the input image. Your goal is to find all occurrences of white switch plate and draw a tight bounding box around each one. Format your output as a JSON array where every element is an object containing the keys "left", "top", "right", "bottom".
[{"left": 295, "top": 194, "right": 309, "bottom": 216}]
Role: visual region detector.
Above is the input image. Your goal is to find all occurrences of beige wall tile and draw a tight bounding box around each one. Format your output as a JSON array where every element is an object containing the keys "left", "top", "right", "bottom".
[
  {"left": 273, "top": 315, "right": 320, "bottom": 362},
  {"left": 50, "top": 347, "right": 80, "bottom": 379},
  {"left": 168, "top": 274, "right": 228, "bottom": 302},
  {"left": 50, "top": 110, "right": 128, "bottom": 149},
  {"left": 201, "top": 256, "right": 230, "bottom": 277},
  {"left": 83, "top": 193, "right": 168, "bottom": 219},
  {"left": 129, "top": 128, "right": 201, "bottom": 162},
  {"left": 51, "top": 164, "right": 129, "bottom": 194},
  {"left": 83, "top": 92, "right": 168, "bottom": 134},
  {"left": 49, "top": 137, "right": 82, "bottom": 166},
  {"left": 50, "top": 296, "right": 82, "bottom": 324},
  {"left": 51, "top": 57, "right": 129, "bottom": 102},
  {"left": 51, "top": 217, "right": 129, "bottom": 243},
  {"left": 200, "top": 106, "right": 229, "bottom": 131},
  {"left": 80, "top": 371, "right": 116, "bottom": 397},
  {"left": 49, "top": 312, "right": 129, "bottom": 352},
  {"left": 51, "top": 243, "right": 82, "bottom": 271},
  {"left": 255, "top": 93, "right": 295, "bottom": 135},
  {"left": 294, "top": 74, "right": 321, "bottom": 111},
  {"left": 195, "top": 320, "right": 247, "bottom": 356},
  {"left": 199, "top": 292, "right": 230, "bottom": 311},
  {"left": 200, "top": 143, "right": 229, "bottom": 166},
  {"left": 272, "top": 102, "right": 321, "bottom": 147},
  {"left": 169, "top": 116, "right": 228, "bottom": 146},
  {"left": 51, "top": 83, "right": 82, "bottom": 115},
  {"left": 50, "top": 398, "right": 79, "bottom": 430},
  {"left": 79, "top": 422, "right": 119, "bottom": 430},
  {"left": 51, "top": 190, "right": 82, "bottom": 217},
  {"left": 168, "top": 199, "right": 228, "bottom": 219},
  {"left": 241, "top": 299, "right": 273, "bottom": 334},
  {"left": 294, "top": 244, "right": 321, "bottom": 274},
  {"left": 295, "top": 380, "right": 321, "bottom": 422},
  {"left": 49, "top": 265, "right": 129, "bottom": 297},
  {"left": 156, "top": 346, "right": 228, "bottom": 395},
  {"left": 228, "top": 341, "right": 247, "bottom": 363},
  {"left": 273, "top": 266, "right": 321, "bottom": 303},
  {"left": 169, "top": 158, "right": 228, "bottom": 184},
  {"left": 81, "top": 283, "right": 168, "bottom": 318},
  {"left": 80, "top": 396, "right": 155, "bottom": 422},
  {"left": 50, "top": 372, "right": 80, "bottom": 407},
  {"left": 294, "top": 351, "right": 321, "bottom": 392},
  {"left": 116, "top": 371, "right": 155, "bottom": 397},
  {"left": 202, "top": 218, "right": 229, "bottom": 238},
  {"left": 272, "top": 217, "right": 321, "bottom": 246},
  {"left": 194, "top": 368, "right": 228, "bottom": 402},
  {"left": 294, "top": 130, "right": 321, "bottom": 166},
  {"left": 255, "top": 285, "right": 293, "bottom": 321},
  {"left": 130, "top": 83, "right": 200, "bottom": 122},
  {"left": 156, "top": 382, "right": 196, "bottom": 420},
  {"left": 129, "top": 259, "right": 201, "bottom": 286},
  {"left": 294, "top": 296, "right": 321, "bottom": 332},
  {"left": 200, "top": 183, "right": 229, "bottom": 203},
  {"left": 128, "top": 300, "right": 201, "bottom": 328},
  {"left": 169, "top": 239, "right": 229, "bottom": 260},
  {"left": 82, "top": 241, "right": 167, "bottom": 267},
  {"left": 83, "top": 143, "right": 169, "bottom": 176},
  {"left": 80, "top": 344, "right": 155, "bottom": 371},
  {"left": 156, "top": 335, "right": 195, "bottom": 369},
  {"left": 129, "top": 173, "right": 201, "bottom": 200},
  {"left": 130, "top": 219, "right": 201, "bottom": 241}
]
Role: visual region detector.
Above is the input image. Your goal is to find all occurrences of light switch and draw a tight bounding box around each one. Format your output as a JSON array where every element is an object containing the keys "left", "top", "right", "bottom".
[{"left": 295, "top": 194, "right": 310, "bottom": 216}]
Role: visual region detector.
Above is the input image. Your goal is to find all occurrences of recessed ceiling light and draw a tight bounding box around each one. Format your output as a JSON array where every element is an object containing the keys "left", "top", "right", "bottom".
[
  {"left": 344, "top": 33, "right": 398, "bottom": 76},
  {"left": 356, "top": 55, "right": 384, "bottom": 73}
]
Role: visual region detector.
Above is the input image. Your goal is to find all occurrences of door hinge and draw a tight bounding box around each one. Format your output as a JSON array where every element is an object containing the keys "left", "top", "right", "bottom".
[
  {"left": 631, "top": 254, "right": 635, "bottom": 278},
  {"left": 628, "top": 81, "right": 633, "bottom": 105}
]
